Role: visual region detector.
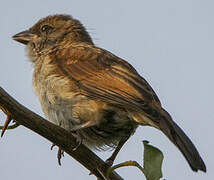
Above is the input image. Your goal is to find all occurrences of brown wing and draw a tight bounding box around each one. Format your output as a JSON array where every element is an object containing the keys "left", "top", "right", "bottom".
[{"left": 54, "top": 44, "right": 161, "bottom": 115}]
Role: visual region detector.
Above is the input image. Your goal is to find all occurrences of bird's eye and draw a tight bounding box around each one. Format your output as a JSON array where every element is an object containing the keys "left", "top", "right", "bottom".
[{"left": 40, "top": 25, "right": 53, "bottom": 33}]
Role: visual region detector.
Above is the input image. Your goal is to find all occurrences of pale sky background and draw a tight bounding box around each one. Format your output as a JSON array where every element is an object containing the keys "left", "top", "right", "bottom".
[{"left": 0, "top": 0, "right": 213, "bottom": 179}]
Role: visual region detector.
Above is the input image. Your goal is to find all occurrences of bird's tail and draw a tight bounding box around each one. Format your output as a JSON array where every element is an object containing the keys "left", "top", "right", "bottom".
[{"left": 159, "top": 108, "right": 206, "bottom": 172}]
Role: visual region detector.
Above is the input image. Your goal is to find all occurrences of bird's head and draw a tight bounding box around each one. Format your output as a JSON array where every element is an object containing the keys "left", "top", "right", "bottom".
[{"left": 12, "top": 14, "right": 93, "bottom": 61}]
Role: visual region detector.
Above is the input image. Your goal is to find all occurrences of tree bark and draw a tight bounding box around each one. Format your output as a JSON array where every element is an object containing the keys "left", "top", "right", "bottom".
[{"left": 0, "top": 87, "right": 123, "bottom": 180}]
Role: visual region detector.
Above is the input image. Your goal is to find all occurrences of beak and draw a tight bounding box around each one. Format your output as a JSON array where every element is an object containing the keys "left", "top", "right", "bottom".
[{"left": 12, "top": 30, "right": 35, "bottom": 45}]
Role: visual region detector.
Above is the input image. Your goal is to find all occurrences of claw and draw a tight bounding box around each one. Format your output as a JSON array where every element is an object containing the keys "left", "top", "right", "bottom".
[
  {"left": 71, "top": 131, "right": 83, "bottom": 151},
  {"left": 51, "top": 131, "right": 82, "bottom": 166},
  {"left": 57, "top": 148, "right": 64, "bottom": 166},
  {"left": 51, "top": 143, "right": 55, "bottom": 150},
  {"left": 50, "top": 144, "right": 64, "bottom": 166}
]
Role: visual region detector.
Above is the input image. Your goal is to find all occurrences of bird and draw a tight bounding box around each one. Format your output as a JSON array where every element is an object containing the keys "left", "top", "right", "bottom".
[{"left": 12, "top": 14, "right": 206, "bottom": 172}]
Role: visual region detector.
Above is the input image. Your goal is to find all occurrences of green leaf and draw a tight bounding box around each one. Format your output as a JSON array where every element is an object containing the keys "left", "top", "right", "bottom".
[{"left": 143, "top": 140, "right": 164, "bottom": 180}]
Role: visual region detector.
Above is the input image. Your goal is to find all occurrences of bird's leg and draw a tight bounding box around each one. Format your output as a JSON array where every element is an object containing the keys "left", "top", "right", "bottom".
[
  {"left": 71, "top": 130, "right": 83, "bottom": 151},
  {"left": 69, "top": 120, "right": 97, "bottom": 150},
  {"left": 106, "top": 135, "right": 130, "bottom": 167},
  {"left": 70, "top": 120, "right": 97, "bottom": 131},
  {"left": 50, "top": 120, "right": 65, "bottom": 165},
  {"left": 51, "top": 121, "right": 94, "bottom": 164},
  {"left": 50, "top": 120, "right": 63, "bottom": 151},
  {"left": 52, "top": 121, "right": 96, "bottom": 164},
  {"left": 69, "top": 121, "right": 97, "bottom": 151}
]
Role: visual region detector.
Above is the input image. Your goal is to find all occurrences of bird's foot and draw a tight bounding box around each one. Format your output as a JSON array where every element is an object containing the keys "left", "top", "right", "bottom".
[
  {"left": 50, "top": 144, "right": 64, "bottom": 165},
  {"left": 57, "top": 147, "right": 64, "bottom": 166},
  {"left": 71, "top": 131, "right": 83, "bottom": 151}
]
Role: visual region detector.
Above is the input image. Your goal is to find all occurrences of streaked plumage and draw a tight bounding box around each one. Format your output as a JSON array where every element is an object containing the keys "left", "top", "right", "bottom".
[{"left": 12, "top": 14, "right": 206, "bottom": 172}]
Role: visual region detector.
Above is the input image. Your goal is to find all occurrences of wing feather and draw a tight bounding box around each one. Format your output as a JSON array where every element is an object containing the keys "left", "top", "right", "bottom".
[{"left": 54, "top": 45, "right": 161, "bottom": 118}]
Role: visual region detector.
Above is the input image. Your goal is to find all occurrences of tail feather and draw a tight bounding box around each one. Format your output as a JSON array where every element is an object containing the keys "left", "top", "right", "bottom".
[{"left": 159, "top": 109, "right": 206, "bottom": 172}]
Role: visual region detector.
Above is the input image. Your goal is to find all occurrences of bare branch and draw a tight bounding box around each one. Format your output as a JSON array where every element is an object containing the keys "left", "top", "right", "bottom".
[{"left": 0, "top": 87, "right": 123, "bottom": 180}]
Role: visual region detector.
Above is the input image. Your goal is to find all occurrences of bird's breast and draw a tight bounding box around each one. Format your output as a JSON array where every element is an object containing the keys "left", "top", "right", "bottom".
[{"left": 31, "top": 56, "right": 138, "bottom": 149}]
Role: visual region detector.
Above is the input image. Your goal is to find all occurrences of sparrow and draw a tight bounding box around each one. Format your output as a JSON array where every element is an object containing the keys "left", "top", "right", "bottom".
[{"left": 12, "top": 14, "right": 206, "bottom": 172}]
